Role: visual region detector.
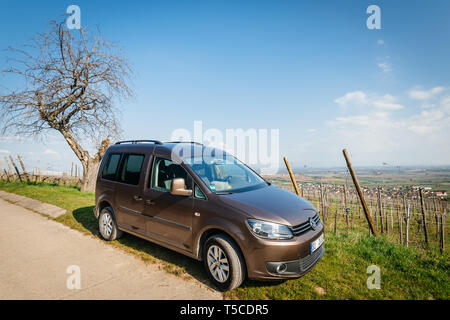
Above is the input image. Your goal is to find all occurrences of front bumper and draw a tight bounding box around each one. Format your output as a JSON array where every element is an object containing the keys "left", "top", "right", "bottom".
[
  {"left": 245, "top": 224, "right": 324, "bottom": 280},
  {"left": 266, "top": 245, "right": 324, "bottom": 276}
]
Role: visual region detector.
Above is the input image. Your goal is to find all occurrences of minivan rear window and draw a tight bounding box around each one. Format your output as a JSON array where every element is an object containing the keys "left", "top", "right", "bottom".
[
  {"left": 102, "top": 153, "right": 121, "bottom": 181},
  {"left": 118, "top": 154, "right": 145, "bottom": 185}
]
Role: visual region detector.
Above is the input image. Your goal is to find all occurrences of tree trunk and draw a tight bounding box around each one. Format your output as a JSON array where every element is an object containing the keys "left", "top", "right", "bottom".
[
  {"left": 58, "top": 128, "right": 110, "bottom": 193},
  {"left": 80, "top": 158, "right": 101, "bottom": 192}
]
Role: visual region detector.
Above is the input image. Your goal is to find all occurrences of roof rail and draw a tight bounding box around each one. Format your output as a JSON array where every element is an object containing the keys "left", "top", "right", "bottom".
[
  {"left": 115, "top": 140, "right": 163, "bottom": 145},
  {"left": 164, "top": 141, "right": 203, "bottom": 145}
]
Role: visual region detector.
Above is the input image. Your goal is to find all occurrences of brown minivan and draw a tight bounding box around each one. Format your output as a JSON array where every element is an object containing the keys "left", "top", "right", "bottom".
[{"left": 94, "top": 140, "right": 324, "bottom": 290}]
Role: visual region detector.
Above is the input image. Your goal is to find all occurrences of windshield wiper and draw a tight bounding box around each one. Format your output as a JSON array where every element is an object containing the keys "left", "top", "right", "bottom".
[{"left": 215, "top": 191, "right": 234, "bottom": 195}]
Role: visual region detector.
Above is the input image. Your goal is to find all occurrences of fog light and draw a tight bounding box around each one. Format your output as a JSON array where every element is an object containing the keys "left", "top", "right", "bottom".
[{"left": 276, "top": 263, "right": 287, "bottom": 273}]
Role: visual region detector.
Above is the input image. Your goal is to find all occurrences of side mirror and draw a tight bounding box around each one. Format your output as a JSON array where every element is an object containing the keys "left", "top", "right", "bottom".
[{"left": 170, "top": 178, "right": 192, "bottom": 196}]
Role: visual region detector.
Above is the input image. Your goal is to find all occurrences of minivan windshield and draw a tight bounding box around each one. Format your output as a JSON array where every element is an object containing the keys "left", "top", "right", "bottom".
[{"left": 184, "top": 156, "right": 267, "bottom": 194}]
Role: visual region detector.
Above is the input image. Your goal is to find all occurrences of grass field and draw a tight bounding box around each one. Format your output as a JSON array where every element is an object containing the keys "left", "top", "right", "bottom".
[{"left": 0, "top": 180, "right": 448, "bottom": 300}]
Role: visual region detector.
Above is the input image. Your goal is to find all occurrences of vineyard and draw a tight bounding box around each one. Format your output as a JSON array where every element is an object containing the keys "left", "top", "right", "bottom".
[{"left": 269, "top": 177, "right": 448, "bottom": 254}]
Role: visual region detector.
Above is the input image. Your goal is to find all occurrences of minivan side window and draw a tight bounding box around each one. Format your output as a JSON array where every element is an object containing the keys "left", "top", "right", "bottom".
[
  {"left": 118, "top": 154, "right": 145, "bottom": 185},
  {"left": 194, "top": 184, "right": 206, "bottom": 200},
  {"left": 102, "top": 153, "right": 121, "bottom": 181},
  {"left": 151, "top": 157, "right": 192, "bottom": 191}
]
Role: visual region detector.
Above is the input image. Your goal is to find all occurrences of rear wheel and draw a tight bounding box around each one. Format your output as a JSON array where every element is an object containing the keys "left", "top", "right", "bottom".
[
  {"left": 203, "top": 234, "right": 245, "bottom": 291},
  {"left": 99, "top": 207, "right": 122, "bottom": 241}
]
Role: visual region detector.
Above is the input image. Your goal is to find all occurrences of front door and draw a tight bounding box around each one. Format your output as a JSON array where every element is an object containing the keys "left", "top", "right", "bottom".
[
  {"left": 114, "top": 153, "right": 147, "bottom": 234},
  {"left": 142, "top": 157, "right": 194, "bottom": 251}
]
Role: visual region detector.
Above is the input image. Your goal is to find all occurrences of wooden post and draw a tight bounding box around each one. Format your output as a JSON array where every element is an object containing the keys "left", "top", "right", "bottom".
[
  {"left": 283, "top": 157, "right": 300, "bottom": 196},
  {"left": 377, "top": 187, "right": 384, "bottom": 234},
  {"left": 398, "top": 213, "right": 403, "bottom": 244},
  {"left": 343, "top": 185, "right": 349, "bottom": 234},
  {"left": 419, "top": 188, "right": 429, "bottom": 247},
  {"left": 0, "top": 159, "right": 10, "bottom": 182},
  {"left": 342, "top": 149, "right": 377, "bottom": 235},
  {"left": 391, "top": 208, "right": 394, "bottom": 230},
  {"left": 385, "top": 208, "right": 389, "bottom": 234},
  {"left": 4, "top": 157, "right": 13, "bottom": 177},
  {"left": 440, "top": 212, "right": 445, "bottom": 254},
  {"left": 351, "top": 207, "right": 354, "bottom": 230},
  {"left": 405, "top": 204, "right": 410, "bottom": 247},
  {"left": 9, "top": 156, "right": 22, "bottom": 183},
  {"left": 435, "top": 213, "right": 439, "bottom": 239},
  {"left": 17, "top": 155, "right": 30, "bottom": 183},
  {"left": 334, "top": 211, "right": 337, "bottom": 235}
]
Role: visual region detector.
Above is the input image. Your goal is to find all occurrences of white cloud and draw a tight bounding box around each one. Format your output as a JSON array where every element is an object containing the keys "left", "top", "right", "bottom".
[
  {"left": 334, "top": 91, "right": 403, "bottom": 111},
  {"left": 325, "top": 88, "right": 450, "bottom": 165},
  {"left": 334, "top": 91, "right": 367, "bottom": 108},
  {"left": 372, "top": 94, "right": 404, "bottom": 110},
  {"left": 377, "top": 62, "right": 391, "bottom": 73},
  {"left": 307, "top": 128, "right": 317, "bottom": 133},
  {"left": 408, "top": 87, "right": 445, "bottom": 100}
]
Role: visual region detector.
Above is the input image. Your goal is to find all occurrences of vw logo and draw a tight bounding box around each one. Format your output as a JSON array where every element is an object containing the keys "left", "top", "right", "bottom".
[{"left": 309, "top": 217, "right": 317, "bottom": 230}]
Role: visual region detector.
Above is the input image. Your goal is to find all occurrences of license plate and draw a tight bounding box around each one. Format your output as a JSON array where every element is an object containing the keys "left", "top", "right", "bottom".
[{"left": 310, "top": 233, "right": 324, "bottom": 254}]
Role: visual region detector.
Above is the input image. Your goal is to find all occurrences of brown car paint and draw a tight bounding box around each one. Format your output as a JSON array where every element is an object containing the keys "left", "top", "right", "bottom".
[{"left": 95, "top": 142, "right": 324, "bottom": 281}]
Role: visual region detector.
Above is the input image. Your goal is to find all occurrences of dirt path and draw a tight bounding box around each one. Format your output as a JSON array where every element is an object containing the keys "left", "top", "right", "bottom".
[{"left": 0, "top": 198, "right": 222, "bottom": 300}]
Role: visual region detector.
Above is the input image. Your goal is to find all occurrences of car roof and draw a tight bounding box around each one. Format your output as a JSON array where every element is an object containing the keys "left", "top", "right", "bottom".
[{"left": 107, "top": 141, "right": 230, "bottom": 160}]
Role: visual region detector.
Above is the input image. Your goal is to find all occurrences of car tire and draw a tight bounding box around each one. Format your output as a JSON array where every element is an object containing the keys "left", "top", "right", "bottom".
[
  {"left": 98, "top": 207, "right": 123, "bottom": 241},
  {"left": 203, "top": 234, "right": 246, "bottom": 291}
]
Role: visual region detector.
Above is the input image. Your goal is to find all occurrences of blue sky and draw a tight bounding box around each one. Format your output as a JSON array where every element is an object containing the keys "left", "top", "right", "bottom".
[{"left": 1, "top": 0, "right": 450, "bottom": 173}]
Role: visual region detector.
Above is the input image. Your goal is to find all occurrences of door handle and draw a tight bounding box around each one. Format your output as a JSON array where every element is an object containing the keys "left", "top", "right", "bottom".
[
  {"left": 146, "top": 199, "right": 156, "bottom": 206},
  {"left": 134, "top": 195, "right": 143, "bottom": 201}
]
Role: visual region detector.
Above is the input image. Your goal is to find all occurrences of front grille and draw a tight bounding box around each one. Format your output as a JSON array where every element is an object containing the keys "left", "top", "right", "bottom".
[
  {"left": 290, "top": 213, "right": 321, "bottom": 236},
  {"left": 299, "top": 245, "right": 324, "bottom": 272}
]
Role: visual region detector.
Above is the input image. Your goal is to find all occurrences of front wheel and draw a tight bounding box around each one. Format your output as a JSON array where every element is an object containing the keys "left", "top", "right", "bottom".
[
  {"left": 98, "top": 207, "right": 122, "bottom": 241},
  {"left": 203, "top": 234, "right": 246, "bottom": 291}
]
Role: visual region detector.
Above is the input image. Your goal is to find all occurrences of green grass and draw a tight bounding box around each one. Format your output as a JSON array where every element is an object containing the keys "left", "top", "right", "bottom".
[{"left": 0, "top": 181, "right": 448, "bottom": 300}]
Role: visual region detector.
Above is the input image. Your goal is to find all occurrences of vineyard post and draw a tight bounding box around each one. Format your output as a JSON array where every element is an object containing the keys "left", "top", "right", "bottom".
[
  {"left": 405, "top": 203, "right": 410, "bottom": 247},
  {"left": 433, "top": 197, "right": 439, "bottom": 239},
  {"left": 342, "top": 149, "right": 377, "bottom": 236},
  {"left": 0, "top": 159, "right": 10, "bottom": 182},
  {"left": 385, "top": 208, "right": 388, "bottom": 234},
  {"left": 351, "top": 207, "right": 354, "bottom": 230},
  {"left": 344, "top": 185, "right": 349, "bottom": 233},
  {"left": 419, "top": 188, "right": 429, "bottom": 247},
  {"left": 435, "top": 213, "right": 439, "bottom": 239},
  {"left": 398, "top": 213, "right": 403, "bottom": 245},
  {"left": 319, "top": 183, "right": 324, "bottom": 221},
  {"left": 4, "top": 157, "right": 13, "bottom": 178},
  {"left": 377, "top": 187, "right": 384, "bottom": 234},
  {"left": 390, "top": 208, "right": 394, "bottom": 230},
  {"left": 283, "top": 157, "right": 301, "bottom": 196},
  {"left": 334, "top": 211, "right": 337, "bottom": 235},
  {"left": 9, "top": 155, "right": 22, "bottom": 183},
  {"left": 440, "top": 212, "right": 445, "bottom": 254},
  {"left": 17, "top": 155, "right": 30, "bottom": 183}
]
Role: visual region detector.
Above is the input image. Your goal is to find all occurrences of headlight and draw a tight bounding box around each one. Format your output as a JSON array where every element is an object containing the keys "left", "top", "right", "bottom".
[{"left": 246, "top": 219, "right": 293, "bottom": 240}]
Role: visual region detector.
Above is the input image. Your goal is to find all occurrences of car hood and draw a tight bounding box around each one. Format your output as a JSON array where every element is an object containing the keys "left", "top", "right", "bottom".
[{"left": 216, "top": 184, "right": 318, "bottom": 226}]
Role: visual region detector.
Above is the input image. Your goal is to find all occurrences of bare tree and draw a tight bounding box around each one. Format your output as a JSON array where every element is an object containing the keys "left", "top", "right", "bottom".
[{"left": 0, "top": 20, "right": 133, "bottom": 191}]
